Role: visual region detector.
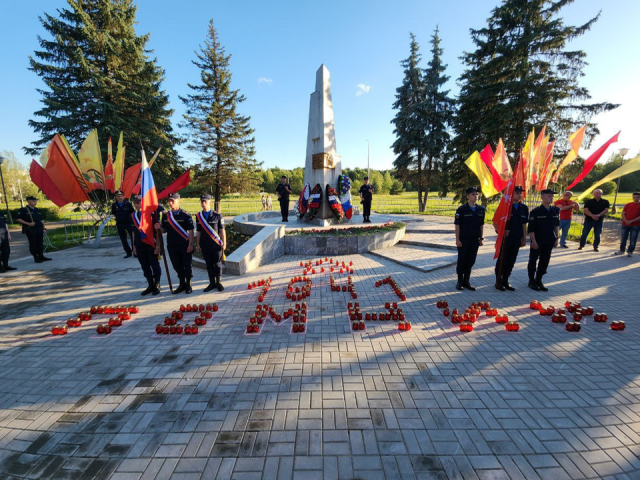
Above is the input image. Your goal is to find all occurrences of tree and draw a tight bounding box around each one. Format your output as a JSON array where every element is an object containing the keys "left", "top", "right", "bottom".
[
  {"left": 391, "top": 34, "right": 428, "bottom": 211},
  {"left": 422, "top": 26, "right": 454, "bottom": 205},
  {"left": 26, "top": 0, "right": 183, "bottom": 186},
  {"left": 381, "top": 171, "right": 394, "bottom": 194},
  {"left": 449, "top": 0, "right": 618, "bottom": 201},
  {"left": 0, "top": 151, "right": 41, "bottom": 204},
  {"left": 180, "top": 20, "right": 260, "bottom": 212}
]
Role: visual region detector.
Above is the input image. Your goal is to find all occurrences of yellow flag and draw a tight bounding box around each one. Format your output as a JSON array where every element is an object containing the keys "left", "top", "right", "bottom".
[
  {"left": 552, "top": 125, "right": 587, "bottom": 183},
  {"left": 77, "top": 129, "right": 104, "bottom": 190},
  {"left": 465, "top": 151, "right": 500, "bottom": 197},
  {"left": 576, "top": 154, "right": 640, "bottom": 201},
  {"left": 114, "top": 132, "right": 125, "bottom": 190}
]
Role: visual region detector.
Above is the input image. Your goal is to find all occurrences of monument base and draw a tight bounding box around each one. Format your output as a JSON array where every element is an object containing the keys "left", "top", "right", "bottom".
[{"left": 301, "top": 216, "right": 348, "bottom": 227}]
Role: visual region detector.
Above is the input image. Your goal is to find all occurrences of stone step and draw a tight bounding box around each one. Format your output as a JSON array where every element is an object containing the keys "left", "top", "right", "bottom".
[{"left": 368, "top": 244, "right": 458, "bottom": 273}]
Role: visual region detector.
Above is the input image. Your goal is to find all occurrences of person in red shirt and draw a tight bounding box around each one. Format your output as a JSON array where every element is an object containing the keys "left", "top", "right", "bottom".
[
  {"left": 553, "top": 191, "right": 579, "bottom": 248},
  {"left": 615, "top": 192, "right": 640, "bottom": 257}
]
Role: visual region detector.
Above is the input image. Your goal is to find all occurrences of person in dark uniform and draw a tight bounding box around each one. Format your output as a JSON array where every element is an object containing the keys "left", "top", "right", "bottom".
[
  {"left": 111, "top": 190, "right": 135, "bottom": 258},
  {"left": 0, "top": 211, "right": 16, "bottom": 273},
  {"left": 527, "top": 189, "right": 560, "bottom": 291},
  {"left": 359, "top": 177, "right": 374, "bottom": 223},
  {"left": 454, "top": 187, "right": 485, "bottom": 291},
  {"left": 156, "top": 193, "right": 194, "bottom": 294},
  {"left": 276, "top": 176, "right": 292, "bottom": 222},
  {"left": 16, "top": 196, "right": 51, "bottom": 263},
  {"left": 494, "top": 186, "right": 528, "bottom": 291},
  {"left": 131, "top": 196, "right": 163, "bottom": 296},
  {"left": 195, "top": 194, "right": 227, "bottom": 292}
]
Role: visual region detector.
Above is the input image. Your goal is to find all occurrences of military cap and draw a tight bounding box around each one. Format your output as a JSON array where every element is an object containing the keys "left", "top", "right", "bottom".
[
  {"left": 540, "top": 189, "right": 556, "bottom": 195},
  {"left": 167, "top": 192, "right": 180, "bottom": 200},
  {"left": 132, "top": 195, "right": 142, "bottom": 203},
  {"left": 26, "top": 195, "right": 38, "bottom": 201},
  {"left": 465, "top": 186, "right": 479, "bottom": 194},
  {"left": 114, "top": 190, "right": 124, "bottom": 196},
  {"left": 200, "top": 194, "right": 212, "bottom": 201},
  {"left": 514, "top": 186, "right": 524, "bottom": 193}
]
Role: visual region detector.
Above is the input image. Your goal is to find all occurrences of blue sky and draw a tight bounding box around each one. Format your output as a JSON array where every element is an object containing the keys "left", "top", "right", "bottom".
[{"left": 1, "top": 0, "right": 638, "bottom": 171}]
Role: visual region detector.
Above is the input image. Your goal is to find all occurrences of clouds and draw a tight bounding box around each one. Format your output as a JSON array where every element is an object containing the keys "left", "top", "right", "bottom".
[
  {"left": 356, "top": 84, "right": 372, "bottom": 96},
  {"left": 258, "top": 77, "right": 273, "bottom": 85}
]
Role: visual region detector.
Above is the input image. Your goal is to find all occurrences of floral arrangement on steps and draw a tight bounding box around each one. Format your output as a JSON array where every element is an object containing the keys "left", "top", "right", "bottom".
[
  {"left": 337, "top": 174, "right": 353, "bottom": 220},
  {"left": 295, "top": 183, "right": 310, "bottom": 220},
  {"left": 307, "top": 184, "right": 323, "bottom": 220},
  {"left": 326, "top": 184, "right": 344, "bottom": 221}
]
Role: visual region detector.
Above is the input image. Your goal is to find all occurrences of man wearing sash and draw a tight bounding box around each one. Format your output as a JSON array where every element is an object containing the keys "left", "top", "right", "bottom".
[
  {"left": 131, "top": 196, "right": 163, "bottom": 295},
  {"left": 157, "top": 193, "right": 195, "bottom": 294},
  {"left": 195, "top": 194, "right": 226, "bottom": 292}
]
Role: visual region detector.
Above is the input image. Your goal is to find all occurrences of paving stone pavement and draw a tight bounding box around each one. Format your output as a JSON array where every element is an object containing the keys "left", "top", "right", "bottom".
[{"left": 1, "top": 229, "right": 640, "bottom": 480}]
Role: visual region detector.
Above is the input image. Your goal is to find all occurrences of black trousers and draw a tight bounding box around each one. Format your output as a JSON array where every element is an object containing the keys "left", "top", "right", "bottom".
[
  {"left": 201, "top": 246, "right": 223, "bottom": 282},
  {"left": 280, "top": 199, "right": 289, "bottom": 221},
  {"left": 0, "top": 233, "right": 9, "bottom": 265},
  {"left": 495, "top": 236, "right": 522, "bottom": 280},
  {"left": 456, "top": 238, "right": 480, "bottom": 276},
  {"left": 168, "top": 244, "right": 192, "bottom": 280},
  {"left": 580, "top": 217, "right": 604, "bottom": 248},
  {"left": 528, "top": 243, "right": 554, "bottom": 280},
  {"left": 116, "top": 224, "right": 133, "bottom": 255},
  {"left": 136, "top": 244, "right": 161, "bottom": 282},
  {"left": 25, "top": 229, "right": 44, "bottom": 258},
  {"left": 363, "top": 200, "right": 371, "bottom": 219}
]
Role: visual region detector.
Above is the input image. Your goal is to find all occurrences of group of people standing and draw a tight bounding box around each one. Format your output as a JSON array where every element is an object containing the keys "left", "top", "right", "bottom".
[{"left": 455, "top": 186, "right": 640, "bottom": 292}]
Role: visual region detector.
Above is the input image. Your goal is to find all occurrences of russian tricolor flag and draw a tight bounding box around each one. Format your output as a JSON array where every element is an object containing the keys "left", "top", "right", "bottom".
[{"left": 140, "top": 149, "right": 159, "bottom": 247}]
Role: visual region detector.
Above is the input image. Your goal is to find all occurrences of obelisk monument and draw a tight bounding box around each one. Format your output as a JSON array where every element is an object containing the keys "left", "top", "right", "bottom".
[{"left": 303, "top": 65, "right": 342, "bottom": 223}]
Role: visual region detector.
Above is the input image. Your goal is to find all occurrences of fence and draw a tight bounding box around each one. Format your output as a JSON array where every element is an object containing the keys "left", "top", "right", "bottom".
[{"left": 60, "top": 213, "right": 117, "bottom": 246}]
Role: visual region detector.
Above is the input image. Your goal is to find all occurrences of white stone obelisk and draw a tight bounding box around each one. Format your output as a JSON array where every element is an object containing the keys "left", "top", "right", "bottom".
[{"left": 303, "top": 65, "right": 342, "bottom": 224}]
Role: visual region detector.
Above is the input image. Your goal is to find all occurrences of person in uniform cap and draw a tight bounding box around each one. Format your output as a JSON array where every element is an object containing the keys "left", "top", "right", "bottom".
[
  {"left": 276, "top": 176, "right": 292, "bottom": 222},
  {"left": 454, "top": 187, "right": 485, "bottom": 290},
  {"left": 17, "top": 196, "right": 51, "bottom": 263},
  {"left": 131, "top": 195, "right": 164, "bottom": 295},
  {"left": 527, "top": 189, "right": 559, "bottom": 291},
  {"left": 359, "top": 177, "right": 374, "bottom": 223},
  {"left": 195, "top": 194, "right": 227, "bottom": 292},
  {"left": 111, "top": 190, "right": 135, "bottom": 258},
  {"left": 155, "top": 193, "right": 195, "bottom": 294},
  {"left": 494, "top": 186, "right": 528, "bottom": 291},
  {"left": 0, "top": 210, "right": 16, "bottom": 273}
]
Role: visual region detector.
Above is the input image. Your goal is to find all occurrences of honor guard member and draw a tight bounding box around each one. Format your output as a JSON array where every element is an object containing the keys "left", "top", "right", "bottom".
[
  {"left": 359, "top": 177, "right": 374, "bottom": 223},
  {"left": 111, "top": 190, "right": 135, "bottom": 258},
  {"left": 17, "top": 196, "right": 51, "bottom": 263},
  {"left": 131, "top": 196, "right": 163, "bottom": 295},
  {"left": 0, "top": 211, "right": 16, "bottom": 273},
  {"left": 195, "top": 194, "right": 227, "bottom": 292},
  {"left": 276, "top": 176, "right": 292, "bottom": 222},
  {"left": 527, "top": 189, "right": 560, "bottom": 291},
  {"left": 454, "top": 187, "right": 485, "bottom": 291},
  {"left": 495, "top": 186, "right": 528, "bottom": 291},
  {"left": 156, "top": 193, "right": 195, "bottom": 294}
]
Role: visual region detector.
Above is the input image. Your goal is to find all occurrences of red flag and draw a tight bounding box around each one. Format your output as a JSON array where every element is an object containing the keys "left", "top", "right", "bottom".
[
  {"left": 536, "top": 141, "right": 555, "bottom": 191},
  {"left": 29, "top": 160, "right": 67, "bottom": 207},
  {"left": 121, "top": 163, "right": 142, "bottom": 198},
  {"left": 513, "top": 150, "right": 527, "bottom": 198},
  {"left": 44, "top": 135, "right": 90, "bottom": 203},
  {"left": 492, "top": 159, "right": 521, "bottom": 260},
  {"left": 480, "top": 145, "right": 508, "bottom": 192},
  {"left": 567, "top": 131, "right": 620, "bottom": 190},
  {"left": 157, "top": 169, "right": 192, "bottom": 200},
  {"left": 104, "top": 137, "right": 115, "bottom": 193}
]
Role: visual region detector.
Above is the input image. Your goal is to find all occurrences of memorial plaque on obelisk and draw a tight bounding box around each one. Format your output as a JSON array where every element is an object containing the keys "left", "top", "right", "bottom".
[{"left": 303, "top": 65, "right": 342, "bottom": 223}]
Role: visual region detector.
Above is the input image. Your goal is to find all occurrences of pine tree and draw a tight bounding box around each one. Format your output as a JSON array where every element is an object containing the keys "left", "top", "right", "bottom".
[
  {"left": 422, "top": 26, "right": 454, "bottom": 204},
  {"left": 180, "top": 20, "right": 259, "bottom": 212},
  {"left": 26, "top": 0, "right": 182, "bottom": 187},
  {"left": 449, "top": 0, "right": 618, "bottom": 201},
  {"left": 391, "top": 34, "right": 428, "bottom": 211}
]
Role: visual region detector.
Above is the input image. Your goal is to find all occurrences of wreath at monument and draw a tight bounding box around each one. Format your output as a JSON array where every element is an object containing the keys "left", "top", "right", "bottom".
[
  {"left": 307, "top": 184, "right": 323, "bottom": 220},
  {"left": 337, "top": 174, "right": 353, "bottom": 220},
  {"left": 326, "top": 184, "right": 344, "bottom": 221},
  {"left": 295, "top": 183, "right": 311, "bottom": 219}
]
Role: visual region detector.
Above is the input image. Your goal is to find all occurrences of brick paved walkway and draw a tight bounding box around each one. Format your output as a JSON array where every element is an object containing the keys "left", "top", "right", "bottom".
[{"left": 1, "top": 232, "right": 640, "bottom": 480}]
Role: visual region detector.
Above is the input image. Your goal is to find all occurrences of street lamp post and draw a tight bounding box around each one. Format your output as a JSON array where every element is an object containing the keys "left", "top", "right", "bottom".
[
  {"left": 612, "top": 148, "right": 629, "bottom": 214},
  {"left": 0, "top": 156, "right": 12, "bottom": 223},
  {"left": 366, "top": 140, "right": 370, "bottom": 179}
]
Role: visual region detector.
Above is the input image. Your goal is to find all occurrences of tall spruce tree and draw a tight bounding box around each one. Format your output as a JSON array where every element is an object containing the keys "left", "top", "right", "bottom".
[
  {"left": 449, "top": 0, "right": 618, "bottom": 200},
  {"left": 422, "top": 26, "right": 454, "bottom": 203},
  {"left": 180, "top": 20, "right": 259, "bottom": 212},
  {"left": 27, "top": 0, "right": 182, "bottom": 186},
  {"left": 391, "top": 34, "right": 428, "bottom": 211}
]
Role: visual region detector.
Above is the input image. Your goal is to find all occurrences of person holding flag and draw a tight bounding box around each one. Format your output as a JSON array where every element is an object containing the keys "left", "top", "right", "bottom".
[
  {"left": 454, "top": 187, "right": 486, "bottom": 291},
  {"left": 156, "top": 193, "right": 195, "bottom": 294},
  {"left": 131, "top": 196, "right": 163, "bottom": 295},
  {"left": 195, "top": 194, "right": 227, "bottom": 292},
  {"left": 527, "top": 189, "right": 560, "bottom": 291},
  {"left": 494, "top": 186, "right": 528, "bottom": 291}
]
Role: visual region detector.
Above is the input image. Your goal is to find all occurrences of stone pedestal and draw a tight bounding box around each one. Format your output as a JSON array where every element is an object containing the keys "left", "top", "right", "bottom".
[{"left": 303, "top": 65, "right": 342, "bottom": 220}]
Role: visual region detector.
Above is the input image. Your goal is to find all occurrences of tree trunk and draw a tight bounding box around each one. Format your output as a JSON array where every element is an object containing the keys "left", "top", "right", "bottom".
[
  {"left": 425, "top": 154, "right": 433, "bottom": 210},
  {"left": 417, "top": 149, "right": 424, "bottom": 212}
]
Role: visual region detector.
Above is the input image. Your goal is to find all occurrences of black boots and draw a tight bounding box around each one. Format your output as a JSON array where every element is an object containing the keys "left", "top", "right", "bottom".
[
  {"left": 185, "top": 279, "right": 192, "bottom": 294},
  {"left": 141, "top": 279, "right": 155, "bottom": 296},
  {"left": 216, "top": 276, "right": 224, "bottom": 292},
  {"left": 174, "top": 278, "right": 185, "bottom": 294},
  {"left": 528, "top": 277, "right": 540, "bottom": 291},
  {"left": 495, "top": 275, "right": 506, "bottom": 291},
  {"left": 503, "top": 277, "right": 515, "bottom": 291},
  {"left": 463, "top": 274, "right": 476, "bottom": 291},
  {"left": 536, "top": 278, "right": 548, "bottom": 292},
  {"left": 204, "top": 277, "right": 217, "bottom": 292},
  {"left": 455, "top": 274, "right": 464, "bottom": 291}
]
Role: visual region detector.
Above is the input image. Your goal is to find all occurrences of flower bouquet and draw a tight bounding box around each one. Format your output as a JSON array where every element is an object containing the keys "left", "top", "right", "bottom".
[
  {"left": 337, "top": 174, "right": 353, "bottom": 219},
  {"left": 296, "top": 183, "right": 310, "bottom": 220},
  {"left": 307, "top": 184, "right": 323, "bottom": 220},
  {"left": 326, "top": 184, "right": 344, "bottom": 221}
]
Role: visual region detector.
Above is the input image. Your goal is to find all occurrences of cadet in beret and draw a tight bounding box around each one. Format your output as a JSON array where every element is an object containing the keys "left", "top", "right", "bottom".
[
  {"left": 495, "top": 186, "right": 529, "bottom": 291},
  {"left": 17, "top": 196, "right": 51, "bottom": 263},
  {"left": 0, "top": 210, "right": 16, "bottom": 273},
  {"left": 454, "top": 187, "right": 485, "bottom": 290},
  {"left": 131, "top": 196, "right": 164, "bottom": 295},
  {"left": 195, "top": 194, "right": 227, "bottom": 292},
  {"left": 527, "top": 189, "right": 560, "bottom": 291},
  {"left": 110, "top": 190, "right": 135, "bottom": 258},
  {"left": 155, "top": 193, "right": 195, "bottom": 294}
]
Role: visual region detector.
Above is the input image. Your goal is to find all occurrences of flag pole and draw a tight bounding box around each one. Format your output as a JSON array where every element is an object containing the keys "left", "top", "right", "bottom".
[{"left": 154, "top": 209, "right": 173, "bottom": 293}]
